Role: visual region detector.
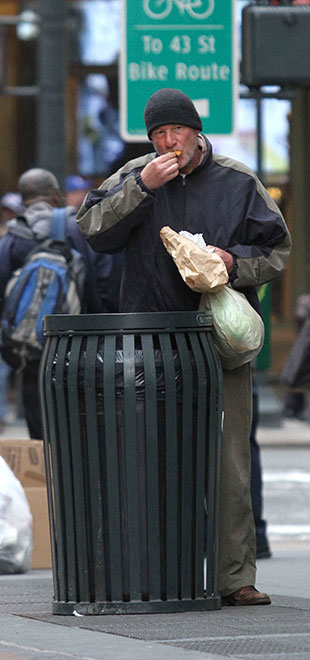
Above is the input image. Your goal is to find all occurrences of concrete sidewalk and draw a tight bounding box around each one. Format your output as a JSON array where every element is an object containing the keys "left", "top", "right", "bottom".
[
  {"left": 257, "top": 415, "right": 309, "bottom": 446},
  {"left": 0, "top": 540, "right": 310, "bottom": 660},
  {"left": 0, "top": 394, "right": 309, "bottom": 658}
]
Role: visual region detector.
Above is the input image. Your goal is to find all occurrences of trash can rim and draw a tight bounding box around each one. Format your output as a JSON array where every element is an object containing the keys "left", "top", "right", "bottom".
[{"left": 43, "top": 311, "right": 213, "bottom": 334}]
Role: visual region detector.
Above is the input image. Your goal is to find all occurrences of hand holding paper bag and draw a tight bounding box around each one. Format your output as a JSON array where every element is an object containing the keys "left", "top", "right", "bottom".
[
  {"left": 160, "top": 226, "right": 229, "bottom": 293},
  {"left": 160, "top": 226, "right": 264, "bottom": 369}
]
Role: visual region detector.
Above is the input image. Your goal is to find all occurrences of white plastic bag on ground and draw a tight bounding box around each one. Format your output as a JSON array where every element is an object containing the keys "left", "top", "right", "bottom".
[
  {"left": 200, "top": 287, "right": 265, "bottom": 370},
  {"left": 0, "top": 456, "right": 32, "bottom": 574}
]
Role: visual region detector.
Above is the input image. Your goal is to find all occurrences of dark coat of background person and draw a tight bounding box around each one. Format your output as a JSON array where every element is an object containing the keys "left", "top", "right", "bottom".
[{"left": 0, "top": 169, "right": 123, "bottom": 439}]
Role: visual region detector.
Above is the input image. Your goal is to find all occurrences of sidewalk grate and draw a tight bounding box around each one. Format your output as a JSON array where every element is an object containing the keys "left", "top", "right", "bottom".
[
  {"left": 160, "top": 633, "right": 310, "bottom": 656},
  {"left": 1, "top": 573, "right": 310, "bottom": 659}
]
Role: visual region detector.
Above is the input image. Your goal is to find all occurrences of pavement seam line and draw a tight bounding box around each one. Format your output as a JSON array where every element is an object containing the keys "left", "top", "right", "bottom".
[
  {"left": 155, "top": 633, "right": 310, "bottom": 643},
  {"left": 0, "top": 639, "right": 97, "bottom": 660}
]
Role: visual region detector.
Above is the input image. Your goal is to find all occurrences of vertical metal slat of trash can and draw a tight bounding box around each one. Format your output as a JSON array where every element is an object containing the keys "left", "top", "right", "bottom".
[
  {"left": 134, "top": 350, "right": 149, "bottom": 603},
  {"left": 200, "top": 332, "right": 222, "bottom": 598},
  {"left": 206, "top": 336, "right": 222, "bottom": 600},
  {"left": 66, "top": 334, "right": 90, "bottom": 605},
  {"left": 204, "top": 333, "right": 222, "bottom": 600},
  {"left": 40, "top": 335, "right": 63, "bottom": 602},
  {"left": 53, "top": 335, "right": 78, "bottom": 604},
  {"left": 123, "top": 333, "right": 141, "bottom": 601},
  {"left": 158, "top": 332, "right": 178, "bottom": 601},
  {"left": 103, "top": 334, "right": 124, "bottom": 603},
  {"left": 175, "top": 332, "right": 194, "bottom": 600},
  {"left": 187, "top": 331, "right": 208, "bottom": 598},
  {"left": 141, "top": 332, "right": 161, "bottom": 602},
  {"left": 83, "top": 334, "right": 106, "bottom": 606}
]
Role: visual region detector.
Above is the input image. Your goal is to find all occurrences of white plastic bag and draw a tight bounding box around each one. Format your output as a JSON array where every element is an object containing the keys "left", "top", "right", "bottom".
[
  {"left": 200, "top": 287, "right": 265, "bottom": 370},
  {"left": 0, "top": 456, "right": 32, "bottom": 574}
]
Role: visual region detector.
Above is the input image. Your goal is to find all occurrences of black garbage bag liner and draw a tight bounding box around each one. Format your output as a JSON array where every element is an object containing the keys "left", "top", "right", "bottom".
[{"left": 50, "top": 344, "right": 193, "bottom": 402}]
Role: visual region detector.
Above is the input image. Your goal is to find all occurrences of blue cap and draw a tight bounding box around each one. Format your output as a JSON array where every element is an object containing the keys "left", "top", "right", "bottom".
[{"left": 65, "top": 175, "right": 92, "bottom": 192}]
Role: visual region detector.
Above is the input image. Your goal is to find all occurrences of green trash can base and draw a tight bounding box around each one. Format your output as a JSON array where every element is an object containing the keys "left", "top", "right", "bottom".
[{"left": 52, "top": 596, "right": 222, "bottom": 615}]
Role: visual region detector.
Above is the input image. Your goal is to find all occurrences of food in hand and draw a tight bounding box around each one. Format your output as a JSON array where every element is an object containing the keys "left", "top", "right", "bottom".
[{"left": 174, "top": 150, "right": 182, "bottom": 157}]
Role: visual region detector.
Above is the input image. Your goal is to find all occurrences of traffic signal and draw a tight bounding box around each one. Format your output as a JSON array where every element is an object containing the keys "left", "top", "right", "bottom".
[{"left": 241, "top": 5, "right": 310, "bottom": 86}]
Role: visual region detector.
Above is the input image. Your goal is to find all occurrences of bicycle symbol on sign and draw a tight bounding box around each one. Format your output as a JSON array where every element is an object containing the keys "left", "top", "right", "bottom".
[{"left": 143, "top": 0, "right": 215, "bottom": 20}]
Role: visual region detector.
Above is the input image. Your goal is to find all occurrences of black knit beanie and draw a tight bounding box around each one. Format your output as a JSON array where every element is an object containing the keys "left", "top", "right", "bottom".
[{"left": 144, "top": 88, "right": 202, "bottom": 140}]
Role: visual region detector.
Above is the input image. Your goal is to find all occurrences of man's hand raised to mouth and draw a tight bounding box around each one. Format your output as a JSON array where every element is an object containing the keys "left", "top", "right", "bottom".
[{"left": 141, "top": 152, "right": 180, "bottom": 190}]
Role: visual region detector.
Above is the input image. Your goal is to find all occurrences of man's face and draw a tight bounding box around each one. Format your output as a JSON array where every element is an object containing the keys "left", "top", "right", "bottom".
[
  {"left": 151, "top": 124, "right": 200, "bottom": 174},
  {"left": 0, "top": 207, "right": 16, "bottom": 224}
]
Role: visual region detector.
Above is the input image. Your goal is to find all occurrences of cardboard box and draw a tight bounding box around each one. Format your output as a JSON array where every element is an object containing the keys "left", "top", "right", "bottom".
[
  {"left": 0, "top": 439, "right": 52, "bottom": 569},
  {"left": 0, "top": 439, "right": 46, "bottom": 487},
  {"left": 24, "top": 486, "right": 52, "bottom": 569}
]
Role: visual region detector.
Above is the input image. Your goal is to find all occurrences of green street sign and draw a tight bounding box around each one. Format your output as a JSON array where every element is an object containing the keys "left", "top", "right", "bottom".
[
  {"left": 256, "top": 284, "right": 271, "bottom": 371},
  {"left": 120, "top": 0, "right": 236, "bottom": 141}
]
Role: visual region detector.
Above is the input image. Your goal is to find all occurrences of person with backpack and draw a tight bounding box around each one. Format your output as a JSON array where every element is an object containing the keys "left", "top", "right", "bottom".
[
  {"left": 0, "top": 168, "right": 123, "bottom": 439},
  {"left": 0, "top": 192, "right": 24, "bottom": 431}
]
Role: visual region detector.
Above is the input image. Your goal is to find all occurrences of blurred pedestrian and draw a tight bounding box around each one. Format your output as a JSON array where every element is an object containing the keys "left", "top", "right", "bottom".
[
  {"left": 250, "top": 378, "right": 272, "bottom": 559},
  {"left": 64, "top": 174, "right": 93, "bottom": 211},
  {"left": 283, "top": 293, "right": 310, "bottom": 419},
  {"left": 0, "top": 192, "right": 24, "bottom": 431},
  {"left": 65, "top": 174, "right": 124, "bottom": 312},
  {"left": 0, "top": 192, "right": 23, "bottom": 235},
  {"left": 0, "top": 168, "right": 122, "bottom": 439},
  {"left": 78, "top": 74, "right": 124, "bottom": 177}
]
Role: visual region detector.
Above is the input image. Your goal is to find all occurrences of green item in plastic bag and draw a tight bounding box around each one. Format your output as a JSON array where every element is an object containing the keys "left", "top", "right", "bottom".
[{"left": 200, "top": 286, "right": 265, "bottom": 370}]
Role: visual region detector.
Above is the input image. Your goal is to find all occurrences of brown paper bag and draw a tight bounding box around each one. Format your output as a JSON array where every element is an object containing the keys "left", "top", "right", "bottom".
[{"left": 160, "top": 226, "right": 228, "bottom": 293}]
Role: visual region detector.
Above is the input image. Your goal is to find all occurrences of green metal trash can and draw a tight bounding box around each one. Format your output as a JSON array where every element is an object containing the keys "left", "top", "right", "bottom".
[{"left": 40, "top": 311, "right": 222, "bottom": 614}]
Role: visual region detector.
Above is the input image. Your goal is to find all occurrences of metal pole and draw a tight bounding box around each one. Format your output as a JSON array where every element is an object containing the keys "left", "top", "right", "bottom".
[
  {"left": 256, "top": 97, "right": 263, "bottom": 181},
  {"left": 36, "top": 0, "right": 67, "bottom": 187}
]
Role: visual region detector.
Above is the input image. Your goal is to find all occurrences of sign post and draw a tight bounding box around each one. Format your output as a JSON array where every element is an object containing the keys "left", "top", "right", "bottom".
[{"left": 120, "top": 0, "right": 236, "bottom": 141}]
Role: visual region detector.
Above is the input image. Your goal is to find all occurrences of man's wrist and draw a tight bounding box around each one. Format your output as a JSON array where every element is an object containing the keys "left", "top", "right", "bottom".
[
  {"left": 135, "top": 171, "right": 155, "bottom": 194},
  {"left": 228, "top": 255, "right": 237, "bottom": 282}
]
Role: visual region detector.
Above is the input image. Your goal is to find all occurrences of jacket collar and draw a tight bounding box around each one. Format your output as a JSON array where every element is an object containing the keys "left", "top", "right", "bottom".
[{"left": 196, "top": 134, "right": 213, "bottom": 170}]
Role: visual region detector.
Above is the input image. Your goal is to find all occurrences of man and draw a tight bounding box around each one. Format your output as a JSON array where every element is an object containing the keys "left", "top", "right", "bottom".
[
  {"left": 283, "top": 293, "right": 310, "bottom": 418},
  {"left": 64, "top": 174, "right": 93, "bottom": 211},
  {"left": 250, "top": 378, "right": 272, "bottom": 559},
  {"left": 76, "top": 88, "right": 291, "bottom": 605},
  {"left": 0, "top": 192, "right": 24, "bottom": 235},
  {"left": 0, "top": 192, "right": 24, "bottom": 430},
  {"left": 0, "top": 168, "right": 122, "bottom": 439}
]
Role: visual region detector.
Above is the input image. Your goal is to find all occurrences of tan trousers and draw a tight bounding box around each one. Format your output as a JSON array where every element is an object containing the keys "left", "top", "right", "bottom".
[{"left": 218, "top": 362, "right": 257, "bottom": 596}]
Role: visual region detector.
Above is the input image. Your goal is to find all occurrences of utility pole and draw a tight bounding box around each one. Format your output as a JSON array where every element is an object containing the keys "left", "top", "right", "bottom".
[{"left": 36, "top": 0, "right": 67, "bottom": 187}]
